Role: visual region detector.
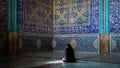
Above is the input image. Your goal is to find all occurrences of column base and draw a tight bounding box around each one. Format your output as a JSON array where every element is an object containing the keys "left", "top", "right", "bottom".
[
  {"left": 100, "top": 34, "right": 110, "bottom": 55},
  {"left": 8, "top": 31, "right": 17, "bottom": 56}
]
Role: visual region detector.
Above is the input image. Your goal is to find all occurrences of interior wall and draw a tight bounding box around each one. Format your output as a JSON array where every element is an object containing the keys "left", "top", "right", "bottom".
[
  {"left": 17, "top": 0, "right": 53, "bottom": 52},
  {"left": 0, "top": 0, "right": 7, "bottom": 55},
  {"left": 109, "top": 0, "right": 120, "bottom": 53},
  {"left": 53, "top": 0, "right": 99, "bottom": 53},
  {"left": 17, "top": 0, "right": 120, "bottom": 53},
  {"left": 3, "top": 0, "right": 120, "bottom": 54},
  {"left": 0, "top": 0, "right": 119, "bottom": 55}
]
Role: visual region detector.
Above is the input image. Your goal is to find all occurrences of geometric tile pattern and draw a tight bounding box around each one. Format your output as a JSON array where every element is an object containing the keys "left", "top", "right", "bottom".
[
  {"left": 54, "top": 35, "right": 99, "bottom": 52},
  {"left": 109, "top": 0, "right": 120, "bottom": 33},
  {"left": 17, "top": 0, "right": 54, "bottom": 52},
  {"left": 17, "top": 0, "right": 120, "bottom": 53},
  {"left": 54, "top": 0, "right": 90, "bottom": 26},
  {"left": 0, "top": 0, "right": 7, "bottom": 52},
  {"left": 18, "top": 0, "right": 53, "bottom": 34},
  {"left": 109, "top": 0, "right": 120, "bottom": 53},
  {"left": 54, "top": 0, "right": 99, "bottom": 34},
  {"left": 110, "top": 35, "right": 120, "bottom": 53},
  {"left": 18, "top": 0, "right": 99, "bottom": 34},
  {"left": 17, "top": 0, "right": 99, "bottom": 53},
  {"left": 17, "top": 35, "right": 53, "bottom": 52},
  {"left": 0, "top": 33, "right": 7, "bottom": 50},
  {"left": 0, "top": 0, "right": 7, "bottom": 32}
]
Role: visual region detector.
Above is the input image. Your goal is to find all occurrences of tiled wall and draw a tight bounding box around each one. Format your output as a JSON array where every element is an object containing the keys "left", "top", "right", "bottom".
[
  {"left": 0, "top": 0, "right": 7, "bottom": 54},
  {"left": 53, "top": 0, "right": 99, "bottom": 34},
  {"left": 53, "top": 0, "right": 99, "bottom": 53},
  {"left": 109, "top": 0, "right": 120, "bottom": 53},
  {"left": 0, "top": 0, "right": 119, "bottom": 54},
  {"left": 110, "top": 35, "right": 120, "bottom": 53},
  {"left": 54, "top": 35, "right": 99, "bottom": 52},
  {"left": 17, "top": 0, "right": 53, "bottom": 52},
  {"left": 18, "top": 0, "right": 53, "bottom": 34},
  {"left": 17, "top": 0, "right": 120, "bottom": 53},
  {"left": 109, "top": 0, "right": 120, "bottom": 33},
  {"left": 17, "top": 35, "right": 53, "bottom": 52}
]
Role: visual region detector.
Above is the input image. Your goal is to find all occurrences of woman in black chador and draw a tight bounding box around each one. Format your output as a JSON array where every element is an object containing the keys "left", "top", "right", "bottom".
[{"left": 63, "top": 44, "right": 76, "bottom": 62}]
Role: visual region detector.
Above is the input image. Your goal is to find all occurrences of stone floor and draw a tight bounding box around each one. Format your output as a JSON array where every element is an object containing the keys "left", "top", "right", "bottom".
[{"left": 0, "top": 51, "right": 120, "bottom": 68}]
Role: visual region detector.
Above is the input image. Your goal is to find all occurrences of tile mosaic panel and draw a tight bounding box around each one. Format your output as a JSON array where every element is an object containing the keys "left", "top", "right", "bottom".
[
  {"left": 109, "top": 0, "right": 120, "bottom": 33},
  {"left": 0, "top": 0, "right": 7, "bottom": 32},
  {"left": 0, "top": 33, "right": 7, "bottom": 52},
  {"left": 54, "top": 0, "right": 90, "bottom": 26},
  {"left": 18, "top": 0, "right": 53, "bottom": 34},
  {"left": 54, "top": 35, "right": 99, "bottom": 52},
  {"left": 0, "top": 0, "right": 7, "bottom": 53},
  {"left": 17, "top": 35, "right": 53, "bottom": 52},
  {"left": 110, "top": 35, "right": 120, "bottom": 53},
  {"left": 54, "top": 0, "right": 99, "bottom": 34}
]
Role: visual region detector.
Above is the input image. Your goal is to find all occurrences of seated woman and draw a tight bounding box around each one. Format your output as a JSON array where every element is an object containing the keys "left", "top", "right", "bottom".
[{"left": 63, "top": 44, "right": 76, "bottom": 62}]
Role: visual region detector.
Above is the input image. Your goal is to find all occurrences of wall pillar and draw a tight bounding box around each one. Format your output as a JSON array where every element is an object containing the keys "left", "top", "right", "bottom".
[
  {"left": 99, "top": 0, "right": 109, "bottom": 55},
  {"left": 7, "top": 0, "right": 17, "bottom": 56}
]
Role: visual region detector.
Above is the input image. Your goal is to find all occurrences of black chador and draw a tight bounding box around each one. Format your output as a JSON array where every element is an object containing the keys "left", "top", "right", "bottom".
[{"left": 63, "top": 44, "right": 76, "bottom": 62}]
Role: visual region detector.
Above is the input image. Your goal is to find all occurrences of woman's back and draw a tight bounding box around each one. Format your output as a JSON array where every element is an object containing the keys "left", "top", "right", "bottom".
[{"left": 63, "top": 44, "right": 76, "bottom": 62}]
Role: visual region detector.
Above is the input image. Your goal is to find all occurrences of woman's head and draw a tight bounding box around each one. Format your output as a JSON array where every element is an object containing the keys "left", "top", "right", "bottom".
[{"left": 66, "top": 44, "right": 72, "bottom": 48}]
